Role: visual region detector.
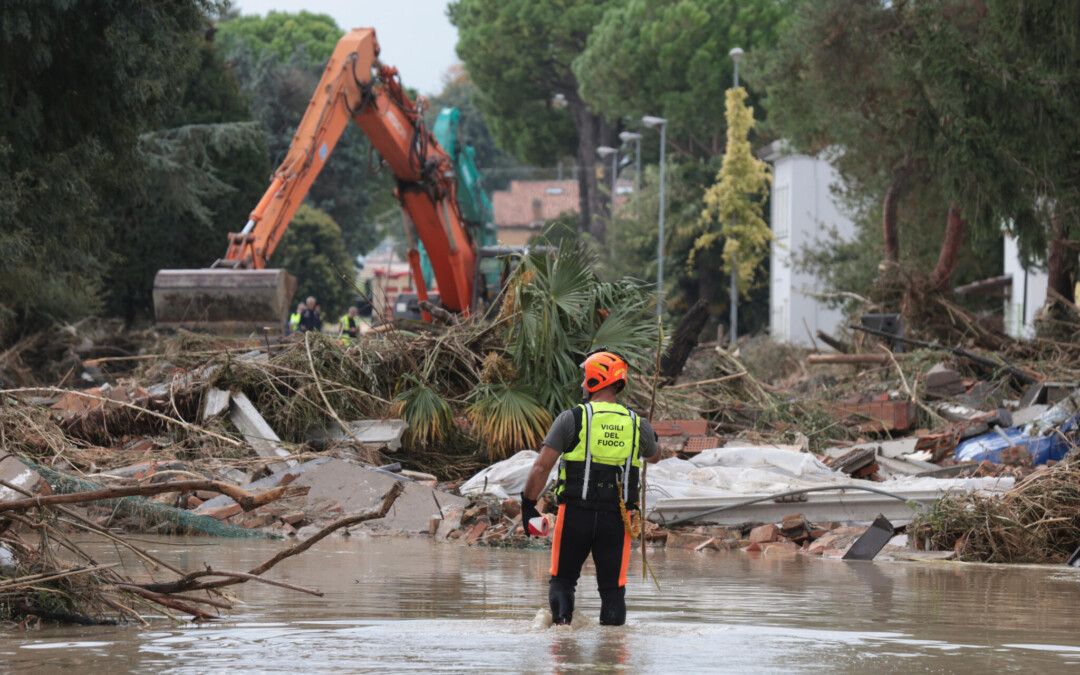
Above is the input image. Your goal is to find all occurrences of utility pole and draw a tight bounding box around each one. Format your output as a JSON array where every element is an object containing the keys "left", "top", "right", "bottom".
[
  {"left": 643, "top": 116, "right": 668, "bottom": 317},
  {"left": 729, "top": 46, "right": 743, "bottom": 346}
]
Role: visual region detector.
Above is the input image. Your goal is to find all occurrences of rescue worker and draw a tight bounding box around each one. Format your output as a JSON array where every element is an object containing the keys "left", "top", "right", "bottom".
[
  {"left": 299, "top": 296, "right": 322, "bottom": 333},
  {"left": 287, "top": 303, "right": 303, "bottom": 336},
  {"left": 338, "top": 306, "right": 360, "bottom": 346},
  {"left": 520, "top": 350, "right": 659, "bottom": 627}
]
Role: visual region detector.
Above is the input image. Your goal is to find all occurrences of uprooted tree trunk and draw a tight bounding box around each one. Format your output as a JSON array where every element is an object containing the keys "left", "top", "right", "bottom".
[
  {"left": 660, "top": 298, "right": 710, "bottom": 382},
  {"left": 929, "top": 203, "right": 968, "bottom": 290},
  {"left": 1047, "top": 215, "right": 1078, "bottom": 305},
  {"left": 567, "top": 92, "right": 612, "bottom": 243},
  {"left": 882, "top": 150, "right": 913, "bottom": 264}
]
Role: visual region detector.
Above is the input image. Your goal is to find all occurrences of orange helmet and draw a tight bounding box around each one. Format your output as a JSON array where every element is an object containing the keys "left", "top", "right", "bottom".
[{"left": 580, "top": 350, "right": 628, "bottom": 393}]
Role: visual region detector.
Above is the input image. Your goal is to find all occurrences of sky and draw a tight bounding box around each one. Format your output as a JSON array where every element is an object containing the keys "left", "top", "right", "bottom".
[{"left": 234, "top": 0, "right": 460, "bottom": 96}]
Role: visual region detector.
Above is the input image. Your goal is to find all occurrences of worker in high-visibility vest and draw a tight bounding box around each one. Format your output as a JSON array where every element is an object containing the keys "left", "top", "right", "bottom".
[
  {"left": 338, "top": 306, "right": 360, "bottom": 346},
  {"left": 520, "top": 349, "right": 660, "bottom": 627},
  {"left": 286, "top": 303, "right": 303, "bottom": 336}
]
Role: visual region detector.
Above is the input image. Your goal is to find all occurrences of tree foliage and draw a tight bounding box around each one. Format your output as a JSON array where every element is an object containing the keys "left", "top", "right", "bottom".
[
  {"left": 103, "top": 123, "right": 269, "bottom": 323},
  {"left": 449, "top": 0, "right": 618, "bottom": 240},
  {"left": 215, "top": 10, "right": 343, "bottom": 66},
  {"left": 424, "top": 65, "right": 519, "bottom": 190},
  {"left": 103, "top": 29, "right": 271, "bottom": 323},
  {"left": 0, "top": 0, "right": 216, "bottom": 341},
  {"left": 502, "top": 242, "right": 661, "bottom": 413},
  {"left": 753, "top": 0, "right": 1080, "bottom": 298},
  {"left": 695, "top": 88, "right": 772, "bottom": 295},
  {"left": 267, "top": 204, "right": 354, "bottom": 320},
  {"left": 575, "top": 0, "right": 792, "bottom": 157}
]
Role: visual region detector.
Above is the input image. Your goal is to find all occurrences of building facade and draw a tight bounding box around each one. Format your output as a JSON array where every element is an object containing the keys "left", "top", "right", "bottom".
[{"left": 763, "top": 142, "right": 857, "bottom": 346}]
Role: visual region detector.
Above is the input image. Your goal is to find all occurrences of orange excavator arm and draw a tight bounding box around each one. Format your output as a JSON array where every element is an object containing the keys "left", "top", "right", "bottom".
[{"left": 221, "top": 28, "right": 475, "bottom": 315}]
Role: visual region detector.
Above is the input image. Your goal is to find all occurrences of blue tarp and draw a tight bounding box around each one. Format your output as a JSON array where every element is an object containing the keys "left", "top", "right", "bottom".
[{"left": 955, "top": 394, "right": 1079, "bottom": 465}]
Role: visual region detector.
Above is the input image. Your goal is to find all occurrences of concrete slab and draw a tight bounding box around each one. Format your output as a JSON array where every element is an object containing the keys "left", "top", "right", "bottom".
[
  {"left": 202, "top": 387, "right": 230, "bottom": 420},
  {"left": 307, "top": 420, "right": 409, "bottom": 453},
  {"left": 651, "top": 487, "right": 938, "bottom": 527},
  {"left": 290, "top": 459, "right": 465, "bottom": 533},
  {"left": 0, "top": 455, "right": 49, "bottom": 502},
  {"left": 229, "top": 392, "right": 296, "bottom": 474},
  {"left": 822, "top": 437, "right": 918, "bottom": 460},
  {"left": 875, "top": 455, "right": 926, "bottom": 477},
  {"left": 195, "top": 457, "right": 335, "bottom": 512}
]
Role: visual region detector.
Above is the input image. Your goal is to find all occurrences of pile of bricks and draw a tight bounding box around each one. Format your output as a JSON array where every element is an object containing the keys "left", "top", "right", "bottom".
[{"left": 654, "top": 512, "right": 870, "bottom": 559}]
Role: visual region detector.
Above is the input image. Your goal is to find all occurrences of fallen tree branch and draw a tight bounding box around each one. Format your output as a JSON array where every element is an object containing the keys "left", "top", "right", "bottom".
[
  {"left": 119, "top": 585, "right": 218, "bottom": 621},
  {"left": 0, "top": 386, "right": 242, "bottom": 447},
  {"left": 807, "top": 353, "right": 910, "bottom": 365},
  {"left": 0, "top": 478, "right": 309, "bottom": 514},
  {"left": 1, "top": 477, "right": 185, "bottom": 576},
  {"left": 418, "top": 300, "right": 458, "bottom": 326},
  {"left": 132, "top": 481, "right": 406, "bottom": 595},
  {"left": 112, "top": 584, "right": 233, "bottom": 610},
  {"left": 0, "top": 563, "right": 119, "bottom": 591},
  {"left": 815, "top": 330, "right": 851, "bottom": 354},
  {"left": 664, "top": 372, "right": 747, "bottom": 390},
  {"left": 849, "top": 324, "right": 1039, "bottom": 385}
]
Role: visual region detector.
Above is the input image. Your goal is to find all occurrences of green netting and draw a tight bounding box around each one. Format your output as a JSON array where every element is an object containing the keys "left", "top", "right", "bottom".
[{"left": 20, "top": 459, "right": 278, "bottom": 539}]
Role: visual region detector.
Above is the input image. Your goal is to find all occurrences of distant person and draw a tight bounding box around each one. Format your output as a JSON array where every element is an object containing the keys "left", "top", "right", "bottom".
[
  {"left": 287, "top": 303, "right": 303, "bottom": 336},
  {"left": 299, "top": 296, "right": 322, "bottom": 333},
  {"left": 338, "top": 306, "right": 360, "bottom": 346},
  {"left": 520, "top": 350, "right": 659, "bottom": 627}
]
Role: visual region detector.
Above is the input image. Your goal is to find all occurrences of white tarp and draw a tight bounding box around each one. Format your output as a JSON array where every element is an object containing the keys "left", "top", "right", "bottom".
[
  {"left": 461, "top": 445, "right": 1013, "bottom": 514},
  {"left": 459, "top": 450, "right": 558, "bottom": 500}
]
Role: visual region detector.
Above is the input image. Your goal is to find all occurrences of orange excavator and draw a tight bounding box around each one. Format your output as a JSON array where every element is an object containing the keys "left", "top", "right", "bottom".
[{"left": 153, "top": 28, "right": 476, "bottom": 331}]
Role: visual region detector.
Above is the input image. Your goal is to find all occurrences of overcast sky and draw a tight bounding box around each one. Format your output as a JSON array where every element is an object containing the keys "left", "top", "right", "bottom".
[{"left": 234, "top": 0, "right": 460, "bottom": 96}]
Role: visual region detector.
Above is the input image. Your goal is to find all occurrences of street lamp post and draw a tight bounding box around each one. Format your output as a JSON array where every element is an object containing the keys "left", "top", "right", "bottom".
[
  {"left": 729, "top": 46, "right": 743, "bottom": 347},
  {"left": 597, "top": 145, "right": 618, "bottom": 256},
  {"left": 618, "top": 131, "right": 643, "bottom": 211},
  {"left": 642, "top": 116, "right": 667, "bottom": 317}
]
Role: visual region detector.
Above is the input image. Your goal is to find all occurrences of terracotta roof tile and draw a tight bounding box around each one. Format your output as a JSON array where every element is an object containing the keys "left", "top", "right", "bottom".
[{"left": 492, "top": 180, "right": 633, "bottom": 228}]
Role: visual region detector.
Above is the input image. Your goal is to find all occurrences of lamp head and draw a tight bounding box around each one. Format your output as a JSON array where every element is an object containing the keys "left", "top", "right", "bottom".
[
  {"left": 619, "top": 131, "right": 643, "bottom": 142},
  {"left": 641, "top": 115, "right": 667, "bottom": 128},
  {"left": 596, "top": 145, "right": 618, "bottom": 157},
  {"left": 729, "top": 46, "right": 744, "bottom": 63}
]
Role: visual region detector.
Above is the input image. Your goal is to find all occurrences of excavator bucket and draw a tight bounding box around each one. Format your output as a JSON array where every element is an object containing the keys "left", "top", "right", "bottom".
[{"left": 153, "top": 269, "right": 297, "bottom": 334}]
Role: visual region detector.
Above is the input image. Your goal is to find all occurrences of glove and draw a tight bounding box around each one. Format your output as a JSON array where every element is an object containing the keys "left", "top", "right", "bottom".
[{"left": 520, "top": 493, "right": 541, "bottom": 537}]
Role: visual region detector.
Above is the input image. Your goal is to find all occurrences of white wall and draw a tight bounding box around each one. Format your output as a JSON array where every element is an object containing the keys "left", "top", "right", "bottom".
[
  {"left": 1003, "top": 233, "right": 1048, "bottom": 339},
  {"left": 766, "top": 144, "right": 857, "bottom": 346}
]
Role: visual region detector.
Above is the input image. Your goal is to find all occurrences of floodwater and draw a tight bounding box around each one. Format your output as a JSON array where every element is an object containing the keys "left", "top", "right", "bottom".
[{"left": 3, "top": 536, "right": 1080, "bottom": 673}]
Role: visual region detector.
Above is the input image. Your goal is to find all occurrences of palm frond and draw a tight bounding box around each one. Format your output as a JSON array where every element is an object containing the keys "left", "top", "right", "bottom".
[
  {"left": 467, "top": 383, "right": 553, "bottom": 461},
  {"left": 393, "top": 378, "right": 455, "bottom": 446}
]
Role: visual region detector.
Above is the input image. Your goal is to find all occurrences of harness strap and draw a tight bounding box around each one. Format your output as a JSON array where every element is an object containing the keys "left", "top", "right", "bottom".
[
  {"left": 624, "top": 411, "right": 638, "bottom": 504},
  {"left": 581, "top": 403, "right": 594, "bottom": 500}
]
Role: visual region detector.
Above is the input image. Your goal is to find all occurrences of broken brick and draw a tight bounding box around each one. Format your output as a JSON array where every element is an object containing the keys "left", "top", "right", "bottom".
[
  {"left": 501, "top": 498, "right": 521, "bottom": 520},
  {"left": 200, "top": 504, "right": 242, "bottom": 521},
  {"left": 465, "top": 522, "right": 488, "bottom": 542},
  {"left": 281, "top": 511, "right": 307, "bottom": 525},
  {"left": 749, "top": 524, "right": 780, "bottom": 544}
]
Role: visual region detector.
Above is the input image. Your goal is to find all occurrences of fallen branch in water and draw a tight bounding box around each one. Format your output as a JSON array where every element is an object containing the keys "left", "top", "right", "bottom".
[
  {"left": 130, "top": 481, "right": 406, "bottom": 596},
  {"left": 0, "top": 479, "right": 309, "bottom": 514}
]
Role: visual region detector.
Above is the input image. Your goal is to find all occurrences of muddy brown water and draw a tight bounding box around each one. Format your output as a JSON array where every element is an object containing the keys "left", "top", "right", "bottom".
[{"left": 3, "top": 536, "right": 1080, "bottom": 673}]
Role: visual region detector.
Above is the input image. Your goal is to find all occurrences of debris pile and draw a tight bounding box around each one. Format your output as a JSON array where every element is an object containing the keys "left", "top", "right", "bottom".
[{"left": 910, "top": 458, "right": 1080, "bottom": 563}]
